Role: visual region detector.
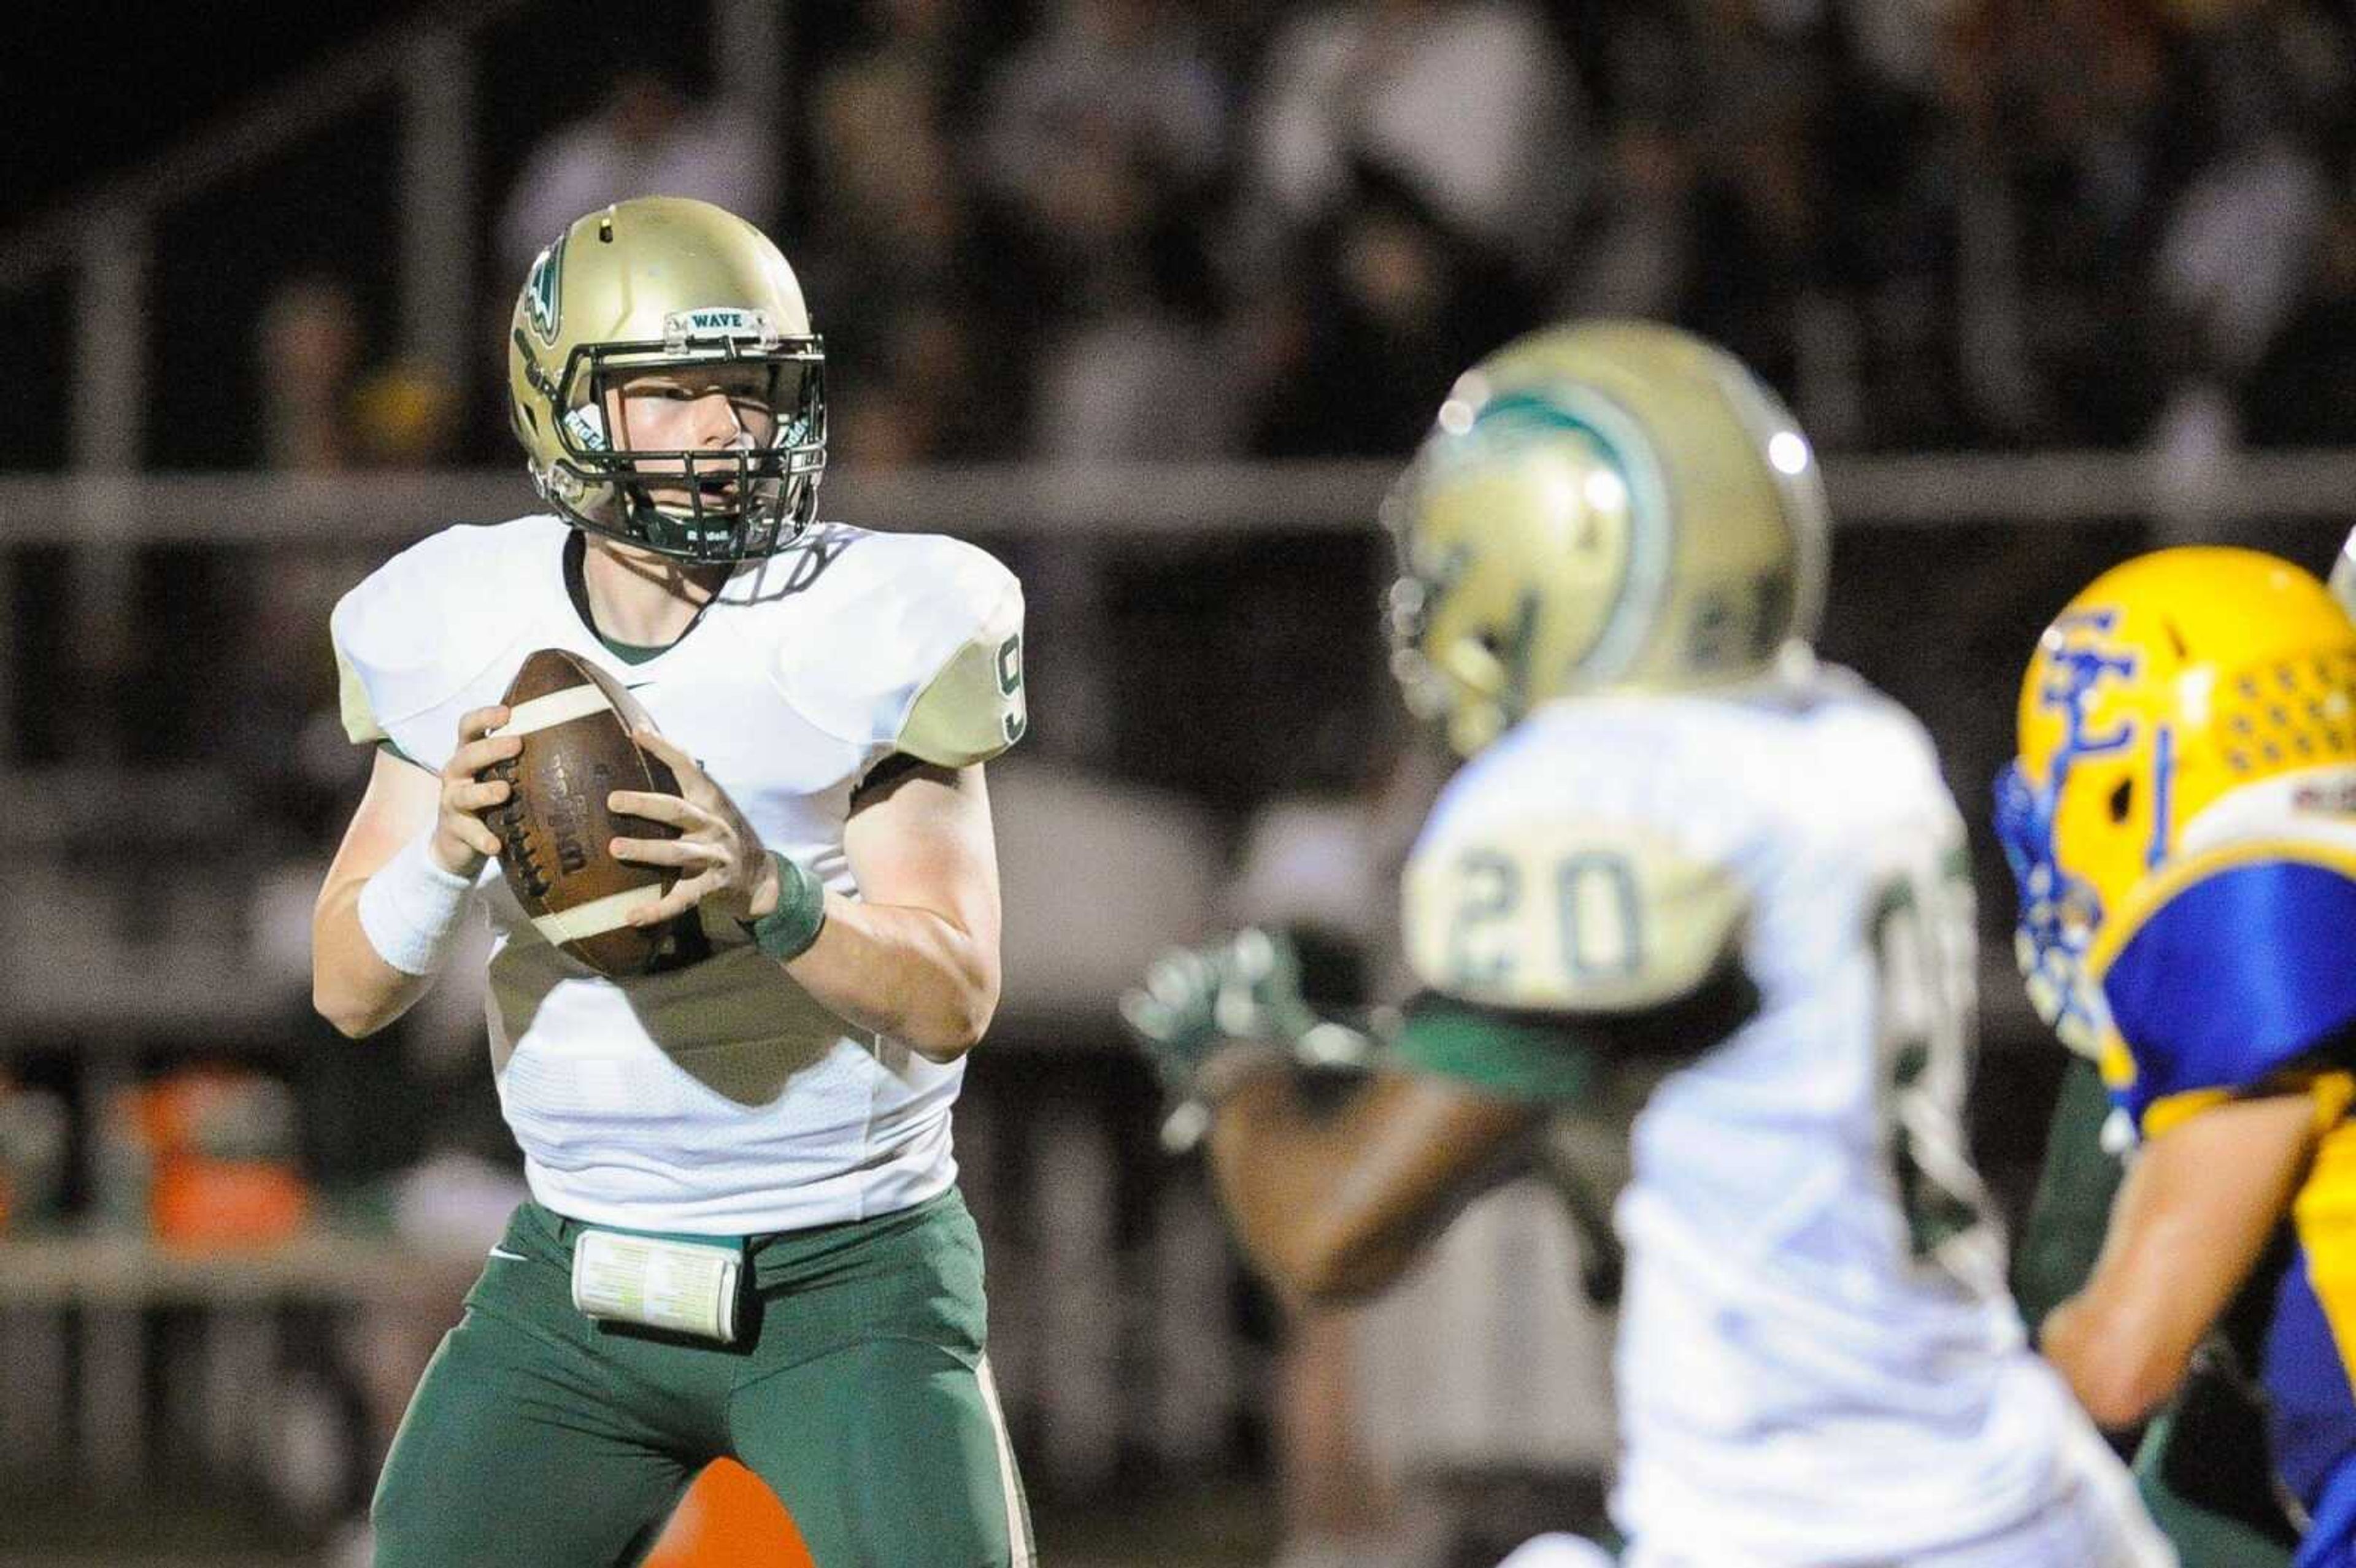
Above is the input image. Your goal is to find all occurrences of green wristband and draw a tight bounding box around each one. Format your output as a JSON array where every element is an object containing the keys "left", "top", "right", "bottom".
[{"left": 741, "top": 850, "right": 828, "bottom": 963}]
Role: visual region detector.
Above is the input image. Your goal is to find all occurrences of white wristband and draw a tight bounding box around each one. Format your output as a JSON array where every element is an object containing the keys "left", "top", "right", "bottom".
[{"left": 356, "top": 832, "right": 476, "bottom": 977}]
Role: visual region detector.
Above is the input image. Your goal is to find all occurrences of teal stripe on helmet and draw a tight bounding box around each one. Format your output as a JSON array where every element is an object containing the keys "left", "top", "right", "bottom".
[{"left": 1459, "top": 388, "right": 1673, "bottom": 691}]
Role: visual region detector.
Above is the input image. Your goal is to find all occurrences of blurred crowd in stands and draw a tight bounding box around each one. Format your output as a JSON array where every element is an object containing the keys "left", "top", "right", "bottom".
[
  {"left": 367, "top": 0, "right": 2352, "bottom": 474},
  {"left": 214, "top": 0, "right": 2356, "bottom": 483}
]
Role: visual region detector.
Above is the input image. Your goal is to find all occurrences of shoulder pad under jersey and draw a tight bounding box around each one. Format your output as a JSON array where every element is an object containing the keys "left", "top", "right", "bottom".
[
  {"left": 2092, "top": 836, "right": 2356, "bottom": 1132},
  {"left": 331, "top": 517, "right": 566, "bottom": 756},
  {"left": 738, "top": 524, "right": 1026, "bottom": 766},
  {"left": 1401, "top": 702, "right": 1754, "bottom": 1014}
]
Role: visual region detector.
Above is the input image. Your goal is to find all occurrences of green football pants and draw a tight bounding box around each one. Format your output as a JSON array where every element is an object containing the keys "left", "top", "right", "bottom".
[{"left": 371, "top": 1189, "right": 1033, "bottom": 1567}]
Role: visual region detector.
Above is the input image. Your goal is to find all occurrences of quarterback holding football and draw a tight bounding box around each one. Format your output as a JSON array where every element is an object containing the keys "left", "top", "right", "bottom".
[
  {"left": 310, "top": 196, "right": 1033, "bottom": 1566},
  {"left": 1123, "top": 321, "right": 2174, "bottom": 1566}
]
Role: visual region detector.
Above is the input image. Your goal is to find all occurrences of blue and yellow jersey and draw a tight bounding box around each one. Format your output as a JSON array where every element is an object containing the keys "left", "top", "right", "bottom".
[{"left": 2090, "top": 835, "right": 2356, "bottom": 1525}]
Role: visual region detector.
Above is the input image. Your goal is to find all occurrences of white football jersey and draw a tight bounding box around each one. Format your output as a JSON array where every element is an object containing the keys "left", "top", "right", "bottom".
[
  {"left": 1402, "top": 664, "right": 2133, "bottom": 1563},
  {"left": 332, "top": 515, "right": 1025, "bottom": 1235}
]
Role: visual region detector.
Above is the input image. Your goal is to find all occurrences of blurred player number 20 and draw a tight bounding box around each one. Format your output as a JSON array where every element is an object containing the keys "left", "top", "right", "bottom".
[{"left": 1434, "top": 828, "right": 1993, "bottom": 1283}]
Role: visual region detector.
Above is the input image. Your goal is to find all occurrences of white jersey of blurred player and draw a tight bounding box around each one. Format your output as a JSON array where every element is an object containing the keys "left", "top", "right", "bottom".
[
  {"left": 333, "top": 513, "right": 1024, "bottom": 1236},
  {"left": 1402, "top": 667, "right": 2173, "bottom": 1567}
]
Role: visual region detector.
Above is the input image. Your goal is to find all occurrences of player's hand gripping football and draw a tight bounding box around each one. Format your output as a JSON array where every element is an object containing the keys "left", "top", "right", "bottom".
[
  {"left": 433, "top": 705, "right": 520, "bottom": 878},
  {"left": 606, "top": 729, "right": 782, "bottom": 928},
  {"left": 1120, "top": 928, "right": 1366, "bottom": 1152}
]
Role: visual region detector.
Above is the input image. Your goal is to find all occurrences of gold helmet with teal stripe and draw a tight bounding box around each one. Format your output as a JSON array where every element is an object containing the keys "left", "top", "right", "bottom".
[
  {"left": 1996, "top": 547, "right": 2356, "bottom": 1055},
  {"left": 1384, "top": 320, "right": 1830, "bottom": 754},
  {"left": 505, "top": 196, "right": 826, "bottom": 563}
]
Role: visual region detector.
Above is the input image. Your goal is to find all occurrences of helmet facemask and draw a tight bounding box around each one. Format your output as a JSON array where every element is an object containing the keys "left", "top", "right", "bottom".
[
  {"left": 523, "top": 324, "right": 826, "bottom": 565},
  {"left": 1383, "top": 481, "right": 1523, "bottom": 756},
  {"left": 1993, "top": 758, "right": 2110, "bottom": 1055}
]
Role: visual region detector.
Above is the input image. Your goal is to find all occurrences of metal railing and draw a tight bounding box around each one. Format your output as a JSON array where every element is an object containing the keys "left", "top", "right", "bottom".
[
  {"left": 9, "top": 445, "right": 2356, "bottom": 541},
  {"left": 0, "top": 0, "right": 786, "bottom": 474}
]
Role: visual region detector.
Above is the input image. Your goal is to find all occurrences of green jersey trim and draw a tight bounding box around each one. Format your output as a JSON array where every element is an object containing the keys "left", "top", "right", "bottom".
[
  {"left": 1394, "top": 963, "right": 1759, "bottom": 1104},
  {"left": 593, "top": 633, "right": 669, "bottom": 666},
  {"left": 1393, "top": 992, "right": 1602, "bottom": 1103},
  {"left": 561, "top": 527, "right": 708, "bottom": 666}
]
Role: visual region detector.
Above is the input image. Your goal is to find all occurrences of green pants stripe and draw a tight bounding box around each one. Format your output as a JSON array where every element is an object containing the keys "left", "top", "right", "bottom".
[{"left": 371, "top": 1188, "right": 1034, "bottom": 1567}]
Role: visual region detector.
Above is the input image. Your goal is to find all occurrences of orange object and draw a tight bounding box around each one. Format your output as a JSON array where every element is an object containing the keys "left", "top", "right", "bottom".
[
  {"left": 104, "top": 1068, "right": 312, "bottom": 1251},
  {"left": 150, "top": 1158, "right": 309, "bottom": 1250},
  {"left": 134, "top": 1070, "right": 250, "bottom": 1153},
  {"left": 642, "top": 1460, "right": 813, "bottom": 1568}
]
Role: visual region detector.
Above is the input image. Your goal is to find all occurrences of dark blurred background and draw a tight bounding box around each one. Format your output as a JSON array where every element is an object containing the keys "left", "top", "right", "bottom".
[{"left": 3, "top": 1, "right": 2355, "bottom": 1564}]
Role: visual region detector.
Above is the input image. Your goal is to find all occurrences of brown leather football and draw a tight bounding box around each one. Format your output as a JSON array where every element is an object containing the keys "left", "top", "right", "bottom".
[{"left": 480, "top": 648, "right": 710, "bottom": 977}]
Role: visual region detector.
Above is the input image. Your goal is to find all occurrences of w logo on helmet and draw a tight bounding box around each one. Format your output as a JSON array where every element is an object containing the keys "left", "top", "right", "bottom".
[
  {"left": 2037, "top": 609, "right": 2140, "bottom": 759},
  {"left": 525, "top": 235, "right": 566, "bottom": 347}
]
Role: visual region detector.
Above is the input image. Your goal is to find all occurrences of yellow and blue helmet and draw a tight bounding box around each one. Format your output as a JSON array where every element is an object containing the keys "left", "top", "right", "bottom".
[
  {"left": 1385, "top": 320, "right": 1829, "bottom": 755},
  {"left": 1996, "top": 547, "right": 2356, "bottom": 1055}
]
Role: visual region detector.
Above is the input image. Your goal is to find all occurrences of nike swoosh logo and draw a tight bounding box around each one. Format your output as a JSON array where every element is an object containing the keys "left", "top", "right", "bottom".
[
  {"left": 487, "top": 1247, "right": 528, "bottom": 1262},
  {"left": 625, "top": 681, "right": 656, "bottom": 691}
]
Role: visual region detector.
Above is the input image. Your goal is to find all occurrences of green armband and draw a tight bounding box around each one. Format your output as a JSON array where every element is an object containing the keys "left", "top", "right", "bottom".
[{"left": 740, "top": 851, "right": 828, "bottom": 963}]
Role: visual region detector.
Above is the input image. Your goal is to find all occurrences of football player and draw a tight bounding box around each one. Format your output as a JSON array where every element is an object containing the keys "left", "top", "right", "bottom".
[
  {"left": 1123, "top": 321, "right": 2173, "bottom": 1566},
  {"left": 2009, "top": 1046, "right": 2296, "bottom": 1567},
  {"left": 2000, "top": 547, "right": 2356, "bottom": 1568},
  {"left": 2005, "top": 557, "right": 2304, "bottom": 1568},
  {"left": 310, "top": 196, "right": 1033, "bottom": 1567}
]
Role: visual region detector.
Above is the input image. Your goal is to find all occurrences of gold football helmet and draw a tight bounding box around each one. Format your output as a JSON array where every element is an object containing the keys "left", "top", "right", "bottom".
[
  {"left": 1385, "top": 320, "right": 1829, "bottom": 753},
  {"left": 506, "top": 196, "right": 826, "bottom": 562},
  {"left": 1996, "top": 547, "right": 2356, "bottom": 1053}
]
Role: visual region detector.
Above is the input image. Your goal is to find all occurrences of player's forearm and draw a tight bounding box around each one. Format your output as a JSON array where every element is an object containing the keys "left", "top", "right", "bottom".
[
  {"left": 2040, "top": 1291, "right": 2187, "bottom": 1431},
  {"left": 2041, "top": 1091, "right": 2317, "bottom": 1430},
  {"left": 310, "top": 884, "right": 434, "bottom": 1039},
  {"left": 1209, "top": 1070, "right": 1433, "bottom": 1305},
  {"left": 313, "top": 743, "right": 488, "bottom": 1037},
  {"left": 785, "top": 897, "right": 999, "bottom": 1062}
]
